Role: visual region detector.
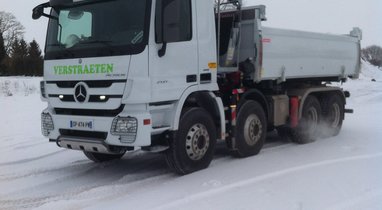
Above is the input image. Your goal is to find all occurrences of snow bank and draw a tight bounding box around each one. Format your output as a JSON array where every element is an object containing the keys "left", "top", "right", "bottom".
[
  {"left": 339, "top": 62, "right": 382, "bottom": 106},
  {"left": 359, "top": 62, "right": 382, "bottom": 81},
  {"left": 0, "top": 77, "right": 41, "bottom": 97}
]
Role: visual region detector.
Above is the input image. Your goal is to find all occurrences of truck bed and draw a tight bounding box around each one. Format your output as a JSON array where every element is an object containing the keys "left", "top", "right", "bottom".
[
  {"left": 261, "top": 27, "right": 361, "bottom": 81},
  {"left": 217, "top": 6, "right": 361, "bottom": 82}
]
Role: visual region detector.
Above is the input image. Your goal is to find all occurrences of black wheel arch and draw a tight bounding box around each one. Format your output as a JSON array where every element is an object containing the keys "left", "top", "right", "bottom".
[
  {"left": 314, "top": 90, "right": 346, "bottom": 120},
  {"left": 238, "top": 89, "right": 270, "bottom": 123},
  {"left": 182, "top": 91, "right": 222, "bottom": 135}
]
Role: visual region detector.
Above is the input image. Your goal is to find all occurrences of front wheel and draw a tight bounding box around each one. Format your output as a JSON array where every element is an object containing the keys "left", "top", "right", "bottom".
[
  {"left": 165, "top": 108, "right": 217, "bottom": 175},
  {"left": 84, "top": 151, "right": 125, "bottom": 162}
]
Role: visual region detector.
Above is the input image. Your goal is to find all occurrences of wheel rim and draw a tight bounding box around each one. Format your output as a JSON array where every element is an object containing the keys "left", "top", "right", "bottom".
[
  {"left": 243, "top": 114, "right": 263, "bottom": 146},
  {"left": 185, "top": 123, "right": 210, "bottom": 161},
  {"left": 329, "top": 103, "right": 341, "bottom": 128},
  {"left": 306, "top": 107, "right": 319, "bottom": 133}
]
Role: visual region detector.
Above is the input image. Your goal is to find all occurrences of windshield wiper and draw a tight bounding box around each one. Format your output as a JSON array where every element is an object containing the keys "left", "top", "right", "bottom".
[
  {"left": 78, "top": 40, "right": 113, "bottom": 46},
  {"left": 48, "top": 43, "right": 76, "bottom": 58},
  {"left": 77, "top": 40, "right": 115, "bottom": 55}
]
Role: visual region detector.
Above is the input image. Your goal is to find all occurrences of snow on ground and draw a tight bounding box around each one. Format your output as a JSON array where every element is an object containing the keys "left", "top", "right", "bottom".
[{"left": 0, "top": 64, "right": 382, "bottom": 210}]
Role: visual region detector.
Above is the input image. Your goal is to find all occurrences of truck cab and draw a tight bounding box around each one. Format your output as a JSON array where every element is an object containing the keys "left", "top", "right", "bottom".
[{"left": 37, "top": 0, "right": 220, "bottom": 150}]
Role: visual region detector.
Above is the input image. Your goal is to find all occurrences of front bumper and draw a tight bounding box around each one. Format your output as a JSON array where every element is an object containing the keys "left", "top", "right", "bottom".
[{"left": 42, "top": 107, "right": 152, "bottom": 148}]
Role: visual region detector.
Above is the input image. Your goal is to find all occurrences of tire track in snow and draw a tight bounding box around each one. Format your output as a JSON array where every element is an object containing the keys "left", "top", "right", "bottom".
[
  {"left": 152, "top": 153, "right": 382, "bottom": 210},
  {"left": 0, "top": 137, "right": 41, "bottom": 146},
  {"left": 13, "top": 142, "right": 46, "bottom": 150},
  {"left": 0, "top": 137, "right": 302, "bottom": 209},
  {"left": 0, "top": 153, "right": 171, "bottom": 209},
  {"left": 0, "top": 172, "right": 171, "bottom": 210},
  {"left": 1, "top": 134, "right": 291, "bottom": 179},
  {"left": 0, "top": 150, "right": 147, "bottom": 180},
  {"left": 0, "top": 161, "right": 96, "bottom": 181},
  {"left": 212, "top": 139, "right": 293, "bottom": 166},
  {"left": 0, "top": 150, "right": 66, "bottom": 166},
  {"left": 326, "top": 189, "right": 382, "bottom": 210},
  {"left": 0, "top": 197, "right": 51, "bottom": 210}
]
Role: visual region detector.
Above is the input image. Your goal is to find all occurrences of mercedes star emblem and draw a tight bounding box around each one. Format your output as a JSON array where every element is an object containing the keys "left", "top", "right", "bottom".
[{"left": 74, "top": 82, "right": 88, "bottom": 103}]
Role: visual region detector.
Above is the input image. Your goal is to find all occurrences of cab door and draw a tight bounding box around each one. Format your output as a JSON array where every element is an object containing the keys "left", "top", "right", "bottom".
[{"left": 148, "top": 0, "right": 198, "bottom": 102}]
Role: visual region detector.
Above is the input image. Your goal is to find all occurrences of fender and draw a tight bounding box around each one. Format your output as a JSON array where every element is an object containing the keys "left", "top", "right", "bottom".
[
  {"left": 172, "top": 85, "right": 226, "bottom": 140},
  {"left": 288, "top": 87, "right": 346, "bottom": 119},
  {"left": 238, "top": 89, "right": 269, "bottom": 120}
]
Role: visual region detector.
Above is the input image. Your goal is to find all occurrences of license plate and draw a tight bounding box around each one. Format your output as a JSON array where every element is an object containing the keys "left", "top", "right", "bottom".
[{"left": 70, "top": 120, "right": 94, "bottom": 130}]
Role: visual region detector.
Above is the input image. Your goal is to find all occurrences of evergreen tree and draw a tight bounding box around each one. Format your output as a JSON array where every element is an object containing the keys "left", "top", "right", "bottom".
[
  {"left": 27, "top": 40, "right": 43, "bottom": 76},
  {"left": 10, "top": 38, "right": 28, "bottom": 75},
  {"left": 0, "top": 32, "right": 7, "bottom": 75}
]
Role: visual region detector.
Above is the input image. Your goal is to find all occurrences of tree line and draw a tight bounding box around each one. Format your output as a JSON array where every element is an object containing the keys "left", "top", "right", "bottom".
[
  {"left": 0, "top": 10, "right": 381, "bottom": 77},
  {"left": 0, "top": 11, "right": 43, "bottom": 76},
  {"left": 362, "top": 45, "right": 382, "bottom": 68}
]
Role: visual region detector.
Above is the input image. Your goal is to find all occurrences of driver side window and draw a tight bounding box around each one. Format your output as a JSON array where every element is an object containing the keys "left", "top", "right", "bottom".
[{"left": 155, "top": 0, "right": 192, "bottom": 43}]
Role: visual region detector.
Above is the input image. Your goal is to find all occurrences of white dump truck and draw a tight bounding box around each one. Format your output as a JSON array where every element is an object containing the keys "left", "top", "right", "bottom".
[{"left": 33, "top": 0, "right": 361, "bottom": 174}]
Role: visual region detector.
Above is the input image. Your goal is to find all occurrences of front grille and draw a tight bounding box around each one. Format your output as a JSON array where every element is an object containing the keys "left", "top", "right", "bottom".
[
  {"left": 60, "top": 129, "right": 108, "bottom": 140},
  {"left": 55, "top": 105, "right": 125, "bottom": 117},
  {"left": 47, "top": 80, "right": 125, "bottom": 103},
  {"left": 49, "top": 94, "right": 123, "bottom": 102},
  {"left": 49, "top": 95, "right": 75, "bottom": 102},
  {"left": 89, "top": 95, "right": 123, "bottom": 102},
  {"left": 47, "top": 80, "right": 126, "bottom": 88}
]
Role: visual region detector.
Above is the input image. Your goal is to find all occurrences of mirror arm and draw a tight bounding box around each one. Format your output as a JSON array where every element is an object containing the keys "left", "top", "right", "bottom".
[
  {"left": 42, "top": 13, "right": 58, "bottom": 20},
  {"left": 40, "top": 2, "right": 51, "bottom": 8},
  {"left": 158, "top": 42, "right": 167, "bottom": 57},
  {"left": 157, "top": 1, "right": 167, "bottom": 58}
]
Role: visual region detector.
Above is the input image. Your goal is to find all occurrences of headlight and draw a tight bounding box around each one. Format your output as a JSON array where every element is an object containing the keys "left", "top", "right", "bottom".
[
  {"left": 111, "top": 117, "right": 138, "bottom": 143},
  {"left": 41, "top": 113, "right": 54, "bottom": 136},
  {"left": 40, "top": 81, "right": 46, "bottom": 98}
]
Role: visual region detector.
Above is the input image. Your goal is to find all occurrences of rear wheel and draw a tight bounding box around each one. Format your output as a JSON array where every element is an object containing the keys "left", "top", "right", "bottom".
[
  {"left": 232, "top": 101, "right": 267, "bottom": 157},
  {"left": 165, "top": 108, "right": 217, "bottom": 175},
  {"left": 290, "top": 95, "right": 322, "bottom": 144},
  {"left": 84, "top": 151, "right": 125, "bottom": 162},
  {"left": 321, "top": 93, "right": 344, "bottom": 137}
]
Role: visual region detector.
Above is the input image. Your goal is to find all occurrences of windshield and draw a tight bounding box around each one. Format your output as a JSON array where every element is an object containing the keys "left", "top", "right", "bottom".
[{"left": 45, "top": 0, "right": 151, "bottom": 60}]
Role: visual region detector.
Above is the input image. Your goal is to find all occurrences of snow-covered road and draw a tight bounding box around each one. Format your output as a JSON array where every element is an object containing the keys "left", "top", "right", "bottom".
[{"left": 1, "top": 64, "right": 381, "bottom": 210}]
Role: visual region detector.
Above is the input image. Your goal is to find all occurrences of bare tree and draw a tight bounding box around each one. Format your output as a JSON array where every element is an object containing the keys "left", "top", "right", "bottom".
[
  {"left": 0, "top": 11, "right": 25, "bottom": 55},
  {"left": 362, "top": 45, "right": 382, "bottom": 68},
  {"left": 215, "top": 0, "right": 242, "bottom": 11},
  {"left": 0, "top": 32, "right": 7, "bottom": 75}
]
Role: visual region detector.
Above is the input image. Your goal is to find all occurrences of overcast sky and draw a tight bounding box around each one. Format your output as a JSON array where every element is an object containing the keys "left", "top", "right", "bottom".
[{"left": 0, "top": 0, "right": 381, "bottom": 50}]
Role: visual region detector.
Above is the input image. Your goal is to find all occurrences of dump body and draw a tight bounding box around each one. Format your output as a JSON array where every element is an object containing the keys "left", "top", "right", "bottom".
[
  {"left": 261, "top": 27, "right": 361, "bottom": 80},
  {"left": 218, "top": 6, "right": 361, "bottom": 81}
]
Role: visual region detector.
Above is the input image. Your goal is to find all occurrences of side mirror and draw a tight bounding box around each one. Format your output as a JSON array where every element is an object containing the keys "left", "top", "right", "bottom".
[
  {"left": 32, "top": 5, "right": 44, "bottom": 20},
  {"left": 32, "top": 2, "right": 58, "bottom": 20}
]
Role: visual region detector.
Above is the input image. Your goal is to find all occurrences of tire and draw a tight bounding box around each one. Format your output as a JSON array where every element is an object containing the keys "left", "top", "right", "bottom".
[
  {"left": 165, "top": 108, "right": 217, "bottom": 175},
  {"left": 321, "top": 93, "right": 344, "bottom": 137},
  {"left": 84, "top": 151, "right": 125, "bottom": 162},
  {"left": 290, "top": 95, "right": 322, "bottom": 144},
  {"left": 232, "top": 101, "right": 267, "bottom": 157}
]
